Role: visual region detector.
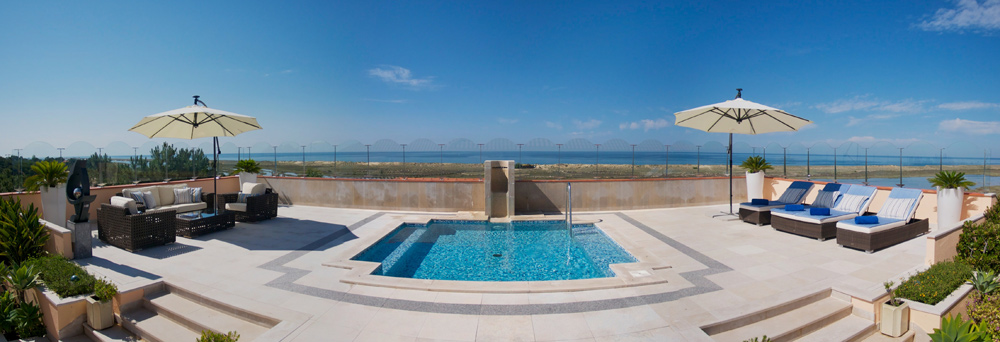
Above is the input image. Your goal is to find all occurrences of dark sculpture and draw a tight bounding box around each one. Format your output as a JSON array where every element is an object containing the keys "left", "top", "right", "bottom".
[{"left": 67, "top": 160, "right": 97, "bottom": 222}]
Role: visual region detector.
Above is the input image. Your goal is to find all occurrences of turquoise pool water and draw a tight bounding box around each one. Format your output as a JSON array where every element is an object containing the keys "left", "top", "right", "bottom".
[{"left": 352, "top": 220, "right": 637, "bottom": 281}]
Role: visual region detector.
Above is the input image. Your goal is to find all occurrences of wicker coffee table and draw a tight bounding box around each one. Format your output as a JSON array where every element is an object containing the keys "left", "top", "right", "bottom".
[{"left": 175, "top": 211, "right": 235, "bottom": 238}]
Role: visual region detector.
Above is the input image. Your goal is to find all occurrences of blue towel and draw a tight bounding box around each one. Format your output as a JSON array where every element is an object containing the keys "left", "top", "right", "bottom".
[
  {"left": 810, "top": 207, "right": 830, "bottom": 216},
  {"left": 855, "top": 216, "right": 879, "bottom": 224},
  {"left": 785, "top": 204, "right": 805, "bottom": 211},
  {"left": 751, "top": 198, "right": 769, "bottom": 205}
]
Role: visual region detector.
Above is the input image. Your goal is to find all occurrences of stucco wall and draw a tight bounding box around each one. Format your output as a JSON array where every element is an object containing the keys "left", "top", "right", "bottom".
[
  {"left": 515, "top": 177, "right": 747, "bottom": 213},
  {"left": 260, "top": 176, "right": 486, "bottom": 212}
]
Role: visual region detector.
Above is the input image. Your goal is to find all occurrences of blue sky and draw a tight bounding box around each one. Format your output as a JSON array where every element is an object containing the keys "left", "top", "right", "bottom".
[{"left": 1, "top": 1, "right": 999, "bottom": 157}]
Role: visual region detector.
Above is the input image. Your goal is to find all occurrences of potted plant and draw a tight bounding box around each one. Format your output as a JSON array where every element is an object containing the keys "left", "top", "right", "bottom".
[
  {"left": 928, "top": 171, "right": 975, "bottom": 229},
  {"left": 86, "top": 277, "right": 117, "bottom": 330},
  {"left": 23, "top": 160, "right": 68, "bottom": 225},
  {"left": 881, "top": 280, "right": 909, "bottom": 337},
  {"left": 233, "top": 159, "right": 262, "bottom": 185},
  {"left": 740, "top": 156, "right": 772, "bottom": 202}
]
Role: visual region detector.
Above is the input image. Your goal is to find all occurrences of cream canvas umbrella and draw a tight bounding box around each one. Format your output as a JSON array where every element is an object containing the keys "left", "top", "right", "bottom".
[
  {"left": 129, "top": 96, "right": 262, "bottom": 212},
  {"left": 674, "top": 89, "right": 812, "bottom": 215}
]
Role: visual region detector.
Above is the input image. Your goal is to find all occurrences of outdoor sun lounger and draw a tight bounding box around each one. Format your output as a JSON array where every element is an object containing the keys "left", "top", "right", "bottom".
[
  {"left": 771, "top": 184, "right": 879, "bottom": 241},
  {"left": 836, "top": 188, "right": 928, "bottom": 253},
  {"left": 738, "top": 181, "right": 814, "bottom": 225}
]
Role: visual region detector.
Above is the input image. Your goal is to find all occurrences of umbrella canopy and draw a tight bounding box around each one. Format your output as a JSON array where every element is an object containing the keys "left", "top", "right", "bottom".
[
  {"left": 674, "top": 94, "right": 811, "bottom": 134},
  {"left": 129, "top": 104, "right": 261, "bottom": 139},
  {"left": 673, "top": 89, "right": 811, "bottom": 216}
]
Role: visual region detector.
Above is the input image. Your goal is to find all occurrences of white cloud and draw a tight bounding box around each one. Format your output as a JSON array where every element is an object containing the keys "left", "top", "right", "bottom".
[
  {"left": 845, "top": 114, "right": 900, "bottom": 127},
  {"left": 573, "top": 119, "right": 602, "bottom": 130},
  {"left": 545, "top": 121, "right": 563, "bottom": 130},
  {"left": 368, "top": 65, "right": 434, "bottom": 88},
  {"left": 619, "top": 118, "right": 671, "bottom": 131},
  {"left": 938, "top": 101, "right": 1000, "bottom": 110},
  {"left": 939, "top": 118, "right": 1000, "bottom": 134},
  {"left": 815, "top": 96, "right": 927, "bottom": 114},
  {"left": 842, "top": 136, "right": 921, "bottom": 146},
  {"left": 918, "top": 0, "right": 1000, "bottom": 33},
  {"left": 497, "top": 118, "right": 518, "bottom": 124}
]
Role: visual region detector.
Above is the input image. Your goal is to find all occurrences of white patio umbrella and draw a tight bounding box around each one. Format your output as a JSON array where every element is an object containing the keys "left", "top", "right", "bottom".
[
  {"left": 129, "top": 96, "right": 262, "bottom": 212},
  {"left": 674, "top": 89, "right": 812, "bottom": 215}
]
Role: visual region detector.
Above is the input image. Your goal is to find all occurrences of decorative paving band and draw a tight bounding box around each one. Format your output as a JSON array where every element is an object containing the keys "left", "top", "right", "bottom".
[{"left": 260, "top": 212, "right": 733, "bottom": 315}]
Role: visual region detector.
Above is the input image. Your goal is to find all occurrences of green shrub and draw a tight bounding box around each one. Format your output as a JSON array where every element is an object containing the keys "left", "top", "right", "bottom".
[
  {"left": 983, "top": 202, "right": 1000, "bottom": 224},
  {"left": 740, "top": 156, "right": 773, "bottom": 173},
  {"left": 928, "top": 171, "right": 976, "bottom": 189},
  {"left": 0, "top": 198, "right": 49, "bottom": 265},
  {"left": 742, "top": 336, "right": 771, "bottom": 342},
  {"left": 25, "top": 255, "right": 96, "bottom": 298},
  {"left": 970, "top": 270, "right": 1000, "bottom": 295},
  {"left": 968, "top": 293, "right": 1000, "bottom": 342},
  {"left": 197, "top": 330, "right": 240, "bottom": 342},
  {"left": 930, "top": 314, "right": 989, "bottom": 342},
  {"left": 232, "top": 159, "right": 261, "bottom": 174},
  {"left": 92, "top": 277, "right": 118, "bottom": 302},
  {"left": 9, "top": 303, "right": 45, "bottom": 338},
  {"left": 895, "top": 260, "right": 973, "bottom": 305},
  {"left": 2, "top": 263, "right": 40, "bottom": 305},
  {"left": 957, "top": 220, "right": 1000, "bottom": 273},
  {"left": 23, "top": 160, "right": 67, "bottom": 191},
  {"left": 0, "top": 291, "right": 16, "bottom": 334},
  {"left": 304, "top": 168, "right": 324, "bottom": 178}
]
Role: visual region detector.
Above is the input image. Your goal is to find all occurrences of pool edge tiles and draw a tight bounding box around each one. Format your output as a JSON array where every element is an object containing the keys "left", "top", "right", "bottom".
[{"left": 327, "top": 218, "right": 674, "bottom": 293}]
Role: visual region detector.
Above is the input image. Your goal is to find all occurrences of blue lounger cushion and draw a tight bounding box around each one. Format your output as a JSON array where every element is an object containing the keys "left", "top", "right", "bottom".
[
  {"left": 785, "top": 204, "right": 805, "bottom": 211},
  {"left": 751, "top": 199, "right": 769, "bottom": 205},
  {"left": 810, "top": 207, "right": 830, "bottom": 216}
]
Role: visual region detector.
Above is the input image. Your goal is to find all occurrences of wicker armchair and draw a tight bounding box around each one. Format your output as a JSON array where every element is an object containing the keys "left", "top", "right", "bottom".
[
  {"left": 97, "top": 204, "right": 176, "bottom": 252},
  {"left": 219, "top": 191, "right": 279, "bottom": 222}
]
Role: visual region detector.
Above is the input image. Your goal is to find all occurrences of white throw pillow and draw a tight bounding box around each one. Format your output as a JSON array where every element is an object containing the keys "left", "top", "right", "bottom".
[
  {"left": 833, "top": 193, "right": 868, "bottom": 213},
  {"left": 110, "top": 196, "right": 139, "bottom": 215},
  {"left": 142, "top": 191, "right": 158, "bottom": 209},
  {"left": 880, "top": 198, "right": 917, "bottom": 220},
  {"left": 174, "top": 188, "right": 192, "bottom": 204}
]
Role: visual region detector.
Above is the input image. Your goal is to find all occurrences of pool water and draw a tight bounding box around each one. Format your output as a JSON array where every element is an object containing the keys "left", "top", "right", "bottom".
[{"left": 352, "top": 220, "right": 637, "bottom": 281}]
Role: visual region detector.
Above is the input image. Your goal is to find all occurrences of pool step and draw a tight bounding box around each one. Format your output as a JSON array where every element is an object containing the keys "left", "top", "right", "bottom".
[{"left": 702, "top": 289, "right": 874, "bottom": 342}]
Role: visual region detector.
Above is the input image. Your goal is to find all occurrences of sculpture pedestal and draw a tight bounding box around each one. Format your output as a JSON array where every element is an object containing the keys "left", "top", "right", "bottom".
[{"left": 66, "top": 221, "right": 94, "bottom": 259}]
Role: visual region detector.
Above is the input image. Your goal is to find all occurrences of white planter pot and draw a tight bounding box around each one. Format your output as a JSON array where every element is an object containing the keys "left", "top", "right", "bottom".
[
  {"left": 85, "top": 296, "right": 114, "bottom": 330},
  {"left": 745, "top": 171, "right": 765, "bottom": 202},
  {"left": 40, "top": 184, "right": 67, "bottom": 226},
  {"left": 239, "top": 172, "right": 258, "bottom": 185},
  {"left": 936, "top": 187, "right": 963, "bottom": 229},
  {"left": 880, "top": 302, "right": 909, "bottom": 337}
]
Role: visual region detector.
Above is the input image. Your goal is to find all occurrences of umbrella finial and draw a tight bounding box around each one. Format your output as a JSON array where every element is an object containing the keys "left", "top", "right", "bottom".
[
  {"left": 193, "top": 95, "right": 207, "bottom": 107},
  {"left": 735, "top": 88, "right": 743, "bottom": 99}
]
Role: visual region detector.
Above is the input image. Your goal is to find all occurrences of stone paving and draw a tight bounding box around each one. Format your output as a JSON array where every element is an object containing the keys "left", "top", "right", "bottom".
[{"left": 81, "top": 204, "right": 928, "bottom": 341}]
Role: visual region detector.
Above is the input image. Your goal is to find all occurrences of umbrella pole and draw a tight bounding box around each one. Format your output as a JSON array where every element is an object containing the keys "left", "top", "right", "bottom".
[
  {"left": 213, "top": 136, "right": 219, "bottom": 213},
  {"left": 713, "top": 133, "right": 737, "bottom": 218}
]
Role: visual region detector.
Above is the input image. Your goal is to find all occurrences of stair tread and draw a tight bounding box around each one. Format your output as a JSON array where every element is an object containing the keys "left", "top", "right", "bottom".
[
  {"left": 146, "top": 292, "right": 268, "bottom": 339},
  {"left": 124, "top": 307, "right": 200, "bottom": 342},
  {"left": 712, "top": 297, "right": 851, "bottom": 341},
  {"left": 797, "top": 315, "right": 875, "bottom": 342},
  {"left": 86, "top": 324, "right": 142, "bottom": 342}
]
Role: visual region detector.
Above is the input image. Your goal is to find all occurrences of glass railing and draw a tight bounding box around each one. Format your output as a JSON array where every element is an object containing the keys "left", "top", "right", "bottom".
[{"left": 2, "top": 139, "right": 996, "bottom": 191}]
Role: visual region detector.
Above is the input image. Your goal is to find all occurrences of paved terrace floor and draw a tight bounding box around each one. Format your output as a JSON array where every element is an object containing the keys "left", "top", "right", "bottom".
[{"left": 82, "top": 205, "right": 927, "bottom": 342}]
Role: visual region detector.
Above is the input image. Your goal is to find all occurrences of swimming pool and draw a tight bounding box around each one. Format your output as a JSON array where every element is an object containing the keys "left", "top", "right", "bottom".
[{"left": 352, "top": 220, "right": 637, "bottom": 281}]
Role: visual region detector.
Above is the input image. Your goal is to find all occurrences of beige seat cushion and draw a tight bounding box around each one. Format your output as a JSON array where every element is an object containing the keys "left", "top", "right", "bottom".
[
  {"left": 110, "top": 196, "right": 139, "bottom": 215},
  {"left": 157, "top": 184, "right": 190, "bottom": 206},
  {"left": 146, "top": 202, "right": 206, "bottom": 214},
  {"left": 241, "top": 182, "right": 266, "bottom": 196},
  {"left": 225, "top": 203, "right": 247, "bottom": 212}
]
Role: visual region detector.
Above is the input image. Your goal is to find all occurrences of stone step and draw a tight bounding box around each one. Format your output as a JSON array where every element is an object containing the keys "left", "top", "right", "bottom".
[
  {"left": 83, "top": 324, "right": 142, "bottom": 342},
  {"left": 143, "top": 291, "right": 269, "bottom": 341},
  {"left": 121, "top": 307, "right": 200, "bottom": 342},
  {"left": 710, "top": 297, "right": 852, "bottom": 342},
  {"left": 796, "top": 315, "right": 875, "bottom": 342}
]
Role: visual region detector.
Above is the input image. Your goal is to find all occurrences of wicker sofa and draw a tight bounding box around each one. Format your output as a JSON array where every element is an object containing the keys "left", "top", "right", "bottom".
[
  {"left": 96, "top": 183, "right": 213, "bottom": 252},
  {"left": 220, "top": 182, "right": 278, "bottom": 222}
]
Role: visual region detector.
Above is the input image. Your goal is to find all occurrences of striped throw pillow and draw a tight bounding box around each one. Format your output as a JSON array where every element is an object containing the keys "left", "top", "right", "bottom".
[
  {"left": 174, "top": 188, "right": 192, "bottom": 204},
  {"left": 833, "top": 193, "right": 867, "bottom": 213},
  {"left": 238, "top": 192, "right": 251, "bottom": 203},
  {"left": 811, "top": 190, "right": 839, "bottom": 209},
  {"left": 191, "top": 187, "right": 202, "bottom": 203},
  {"left": 777, "top": 188, "right": 807, "bottom": 204},
  {"left": 880, "top": 198, "right": 917, "bottom": 220},
  {"left": 142, "top": 191, "right": 158, "bottom": 209},
  {"left": 130, "top": 192, "right": 145, "bottom": 206}
]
